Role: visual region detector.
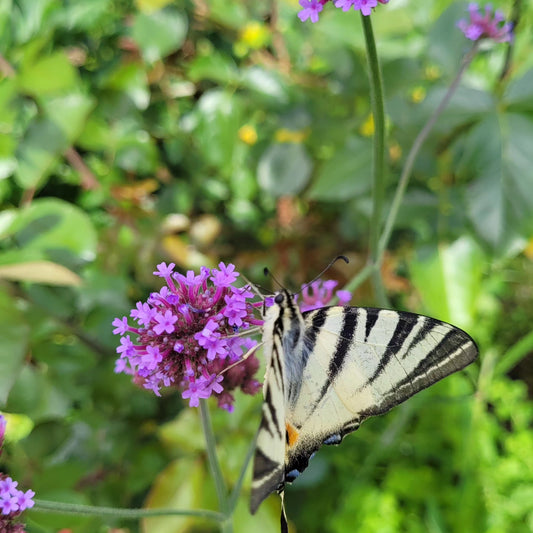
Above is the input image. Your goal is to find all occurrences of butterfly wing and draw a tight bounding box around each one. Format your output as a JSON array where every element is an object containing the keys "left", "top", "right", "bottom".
[
  {"left": 250, "top": 302, "right": 287, "bottom": 514},
  {"left": 284, "top": 306, "right": 478, "bottom": 478}
]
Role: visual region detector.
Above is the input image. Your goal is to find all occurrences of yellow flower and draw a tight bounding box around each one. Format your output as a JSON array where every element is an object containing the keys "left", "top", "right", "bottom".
[
  {"left": 411, "top": 87, "right": 426, "bottom": 103},
  {"left": 240, "top": 21, "right": 270, "bottom": 49},
  {"left": 424, "top": 65, "right": 441, "bottom": 81},
  {"left": 239, "top": 125, "right": 258, "bottom": 145},
  {"left": 274, "top": 128, "right": 308, "bottom": 143}
]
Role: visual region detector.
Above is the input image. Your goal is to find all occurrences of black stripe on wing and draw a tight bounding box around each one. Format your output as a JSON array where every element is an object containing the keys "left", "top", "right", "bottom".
[
  {"left": 287, "top": 308, "right": 328, "bottom": 405},
  {"left": 313, "top": 309, "right": 358, "bottom": 406},
  {"left": 363, "top": 310, "right": 418, "bottom": 387},
  {"left": 251, "top": 448, "right": 284, "bottom": 513}
]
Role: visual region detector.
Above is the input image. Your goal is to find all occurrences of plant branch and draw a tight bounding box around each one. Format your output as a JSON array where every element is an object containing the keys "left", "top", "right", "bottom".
[
  {"left": 33, "top": 499, "right": 225, "bottom": 522},
  {"left": 377, "top": 41, "right": 481, "bottom": 260}
]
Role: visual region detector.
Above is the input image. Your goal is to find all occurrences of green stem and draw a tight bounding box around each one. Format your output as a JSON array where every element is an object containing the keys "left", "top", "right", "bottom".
[
  {"left": 361, "top": 13, "right": 388, "bottom": 307},
  {"left": 32, "top": 499, "right": 224, "bottom": 522},
  {"left": 495, "top": 329, "right": 533, "bottom": 375},
  {"left": 342, "top": 263, "right": 375, "bottom": 295},
  {"left": 199, "top": 399, "right": 232, "bottom": 533},
  {"left": 228, "top": 432, "right": 257, "bottom": 513},
  {"left": 377, "top": 42, "right": 481, "bottom": 259}
]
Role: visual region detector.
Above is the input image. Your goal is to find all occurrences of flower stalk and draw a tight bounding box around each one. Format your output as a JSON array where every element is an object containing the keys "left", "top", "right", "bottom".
[
  {"left": 199, "top": 400, "right": 232, "bottom": 533},
  {"left": 361, "top": 13, "right": 389, "bottom": 307}
]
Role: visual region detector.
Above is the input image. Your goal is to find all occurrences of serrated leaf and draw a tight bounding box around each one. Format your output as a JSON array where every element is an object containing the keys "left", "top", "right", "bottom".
[
  {"left": 0, "top": 290, "right": 29, "bottom": 404},
  {"left": 257, "top": 143, "right": 312, "bottom": 197},
  {"left": 504, "top": 68, "right": 533, "bottom": 112},
  {"left": 428, "top": 3, "right": 471, "bottom": 75},
  {"left": 461, "top": 113, "right": 533, "bottom": 253}
]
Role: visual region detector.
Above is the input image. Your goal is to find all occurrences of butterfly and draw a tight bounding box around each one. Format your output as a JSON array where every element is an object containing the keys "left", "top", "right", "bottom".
[{"left": 249, "top": 288, "right": 478, "bottom": 530}]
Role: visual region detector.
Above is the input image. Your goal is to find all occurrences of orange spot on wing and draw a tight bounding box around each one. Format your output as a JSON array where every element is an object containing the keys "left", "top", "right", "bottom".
[{"left": 286, "top": 422, "right": 299, "bottom": 448}]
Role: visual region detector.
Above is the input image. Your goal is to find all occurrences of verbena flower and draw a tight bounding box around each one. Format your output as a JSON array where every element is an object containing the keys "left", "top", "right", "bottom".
[
  {"left": 296, "top": 279, "right": 352, "bottom": 312},
  {"left": 112, "top": 262, "right": 263, "bottom": 411},
  {"left": 298, "top": 0, "right": 389, "bottom": 23},
  {"left": 457, "top": 3, "right": 513, "bottom": 43},
  {"left": 0, "top": 415, "right": 35, "bottom": 533}
]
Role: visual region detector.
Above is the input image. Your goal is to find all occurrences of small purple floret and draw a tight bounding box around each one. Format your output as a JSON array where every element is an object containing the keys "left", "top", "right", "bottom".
[
  {"left": 457, "top": 3, "right": 513, "bottom": 43},
  {"left": 0, "top": 417, "right": 36, "bottom": 529},
  {"left": 299, "top": 0, "right": 388, "bottom": 23},
  {"left": 297, "top": 279, "right": 352, "bottom": 312},
  {"left": 298, "top": 0, "right": 326, "bottom": 22}
]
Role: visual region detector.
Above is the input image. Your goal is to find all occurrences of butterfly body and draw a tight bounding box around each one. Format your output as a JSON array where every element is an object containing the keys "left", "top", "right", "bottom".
[{"left": 251, "top": 290, "right": 478, "bottom": 515}]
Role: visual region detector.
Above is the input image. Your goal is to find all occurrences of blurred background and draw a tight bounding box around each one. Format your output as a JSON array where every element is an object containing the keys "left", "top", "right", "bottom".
[{"left": 1, "top": 0, "right": 532, "bottom": 531}]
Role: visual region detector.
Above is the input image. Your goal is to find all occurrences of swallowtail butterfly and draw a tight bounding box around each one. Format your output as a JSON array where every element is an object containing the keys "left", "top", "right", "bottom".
[{"left": 250, "top": 288, "right": 478, "bottom": 529}]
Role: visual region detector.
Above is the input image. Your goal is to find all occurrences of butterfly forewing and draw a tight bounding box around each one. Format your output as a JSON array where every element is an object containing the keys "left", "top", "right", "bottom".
[
  {"left": 251, "top": 295, "right": 478, "bottom": 514},
  {"left": 283, "top": 306, "right": 478, "bottom": 475}
]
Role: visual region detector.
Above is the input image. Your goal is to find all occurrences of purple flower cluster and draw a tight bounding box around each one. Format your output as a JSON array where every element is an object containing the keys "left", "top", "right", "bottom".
[
  {"left": 296, "top": 280, "right": 352, "bottom": 312},
  {"left": 0, "top": 415, "right": 35, "bottom": 533},
  {"left": 112, "top": 262, "right": 263, "bottom": 411},
  {"left": 298, "top": 0, "right": 389, "bottom": 23},
  {"left": 457, "top": 3, "right": 513, "bottom": 43}
]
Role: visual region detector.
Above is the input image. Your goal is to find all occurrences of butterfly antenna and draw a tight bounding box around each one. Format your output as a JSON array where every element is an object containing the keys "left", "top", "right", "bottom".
[
  {"left": 296, "top": 255, "right": 349, "bottom": 295},
  {"left": 239, "top": 272, "right": 269, "bottom": 300},
  {"left": 263, "top": 266, "right": 286, "bottom": 291}
]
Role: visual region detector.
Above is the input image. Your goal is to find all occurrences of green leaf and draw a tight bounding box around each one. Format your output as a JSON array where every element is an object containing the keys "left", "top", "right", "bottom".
[
  {"left": 308, "top": 137, "right": 372, "bottom": 201},
  {"left": 410, "top": 236, "right": 485, "bottom": 330},
  {"left": 41, "top": 92, "right": 95, "bottom": 142},
  {"left": 504, "top": 68, "right": 533, "bottom": 112},
  {"left": 257, "top": 143, "right": 312, "bottom": 197},
  {"left": 131, "top": 7, "right": 188, "bottom": 63},
  {"left": 6, "top": 365, "right": 70, "bottom": 421},
  {"left": 192, "top": 89, "right": 243, "bottom": 171},
  {"left": 427, "top": 3, "right": 471, "bottom": 76},
  {"left": 103, "top": 62, "right": 150, "bottom": 110},
  {"left": 0, "top": 289, "right": 29, "bottom": 404},
  {"left": 188, "top": 51, "right": 240, "bottom": 85},
  {"left": 207, "top": 0, "right": 248, "bottom": 28},
  {"left": 14, "top": 117, "right": 67, "bottom": 189},
  {"left": 0, "top": 198, "right": 97, "bottom": 266},
  {"left": 143, "top": 458, "right": 213, "bottom": 533},
  {"left": 460, "top": 113, "right": 533, "bottom": 253},
  {"left": 17, "top": 51, "right": 78, "bottom": 96},
  {"left": 240, "top": 66, "right": 288, "bottom": 103}
]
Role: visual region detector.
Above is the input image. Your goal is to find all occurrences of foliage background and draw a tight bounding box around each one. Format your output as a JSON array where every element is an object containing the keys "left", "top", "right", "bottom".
[{"left": 1, "top": 0, "right": 533, "bottom": 532}]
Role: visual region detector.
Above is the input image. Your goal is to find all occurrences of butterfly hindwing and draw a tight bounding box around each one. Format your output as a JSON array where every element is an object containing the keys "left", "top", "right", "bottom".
[
  {"left": 251, "top": 293, "right": 478, "bottom": 513},
  {"left": 250, "top": 294, "right": 291, "bottom": 514}
]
